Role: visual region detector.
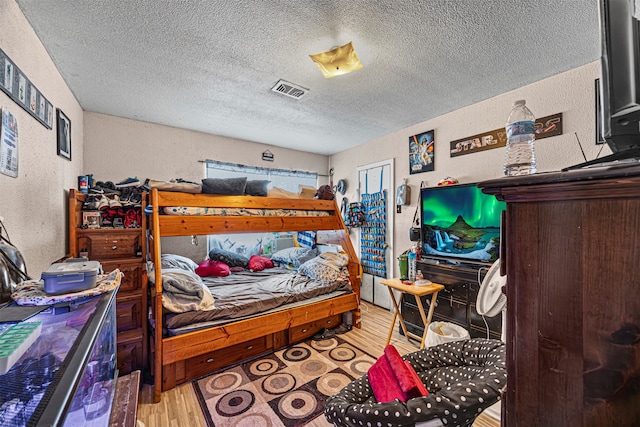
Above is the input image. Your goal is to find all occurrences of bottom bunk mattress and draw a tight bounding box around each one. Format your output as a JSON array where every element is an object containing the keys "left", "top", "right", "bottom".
[{"left": 162, "top": 268, "right": 353, "bottom": 334}]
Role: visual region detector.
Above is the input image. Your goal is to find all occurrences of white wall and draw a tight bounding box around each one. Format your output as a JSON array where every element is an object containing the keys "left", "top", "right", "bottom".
[
  {"left": 83, "top": 112, "right": 329, "bottom": 185},
  {"left": 83, "top": 112, "right": 330, "bottom": 260},
  {"left": 330, "top": 61, "right": 605, "bottom": 278},
  {"left": 0, "top": 0, "right": 83, "bottom": 276}
]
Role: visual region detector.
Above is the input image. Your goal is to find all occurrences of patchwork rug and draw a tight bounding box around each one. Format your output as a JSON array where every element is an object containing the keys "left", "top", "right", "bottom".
[{"left": 193, "top": 336, "right": 376, "bottom": 426}]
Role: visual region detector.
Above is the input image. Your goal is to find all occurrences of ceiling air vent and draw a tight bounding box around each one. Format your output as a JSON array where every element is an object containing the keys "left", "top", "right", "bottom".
[{"left": 271, "top": 79, "right": 308, "bottom": 99}]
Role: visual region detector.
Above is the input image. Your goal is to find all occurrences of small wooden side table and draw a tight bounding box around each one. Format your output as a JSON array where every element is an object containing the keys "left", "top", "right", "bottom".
[{"left": 380, "top": 278, "right": 445, "bottom": 349}]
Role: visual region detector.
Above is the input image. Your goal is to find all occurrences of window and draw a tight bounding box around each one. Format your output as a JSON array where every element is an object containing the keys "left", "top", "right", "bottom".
[
  {"left": 205, "top": 160, "right": 317, "bottom": 193},
  {"left": 204, "top": 160, "right": 318, "bottom": 256}
]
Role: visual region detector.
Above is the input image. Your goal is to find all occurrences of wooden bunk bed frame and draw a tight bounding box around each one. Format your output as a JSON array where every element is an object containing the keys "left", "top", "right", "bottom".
[{"left": 148, "top": 189, "right": 361, "bottom": 402}]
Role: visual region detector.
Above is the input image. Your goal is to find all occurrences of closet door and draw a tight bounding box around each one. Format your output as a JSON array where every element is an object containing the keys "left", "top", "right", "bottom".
[{"left": 357, "top": 160, "right": 394, "bottom": 310}]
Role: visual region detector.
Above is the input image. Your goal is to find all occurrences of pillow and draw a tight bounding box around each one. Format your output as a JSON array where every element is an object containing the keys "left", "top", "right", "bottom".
[
  {"left": 160, "top": 254, "right": 199, "bottom": 272},
  {"left": 147, "top": 179, "right": 202, "bottom": 194},
  {"left": 201, "top": 177, "right": 247, "bottom": 195},
  {"left": 296, "top": 231, "right": 317, "bottom": 249},
  {"left": 367, "top": 345, "right": 428, "bottom": 403},
  {"left": 208, "top": 248, "right": 249, "bottom": 268},
  {"left": 195, "top": 260, "right": 230, "bottom": 277},
  {"left": 248, "top": 255, "right": 274, "bottom": 272},
  {"left": 271, "top": 247, "right": 318, "bottom": 269},
  {"left": 298, "top": 185, "right": 317, "bottom": 199},
  {"left": 298, "top": 252, "right": 349, "bottom": 283},
  {"left": 245, "top": 180, "right": 270, "bottom": 196},
  {"left": 267, "top": 187, "right": 298, "bottom": 199}
]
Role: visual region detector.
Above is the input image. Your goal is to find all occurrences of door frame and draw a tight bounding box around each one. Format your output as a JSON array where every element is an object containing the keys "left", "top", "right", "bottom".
[{"left": 356, "top": 159, "right": 394, "bottom": 309}]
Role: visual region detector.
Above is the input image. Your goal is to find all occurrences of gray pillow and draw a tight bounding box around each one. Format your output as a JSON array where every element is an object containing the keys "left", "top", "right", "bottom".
[
  {"left": 160, "top": 254, "right": 199, "bottom": 272},
  {"left": 201, "top": 177, "right": 247, "bottom": 195},
  {"left": 245, "top": 180, "right": 270, "bottom": 196}
]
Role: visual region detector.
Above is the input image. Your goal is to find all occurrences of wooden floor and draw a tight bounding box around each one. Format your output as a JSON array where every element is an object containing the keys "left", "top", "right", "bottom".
[{"left": 136, "top": 302, "right": 500, "bottom": 427}]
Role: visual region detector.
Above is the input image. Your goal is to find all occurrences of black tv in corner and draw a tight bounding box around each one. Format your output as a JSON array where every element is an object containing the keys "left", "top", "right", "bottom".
[{"left": 567, "top": 0, "right": 640, "bottom": 169}]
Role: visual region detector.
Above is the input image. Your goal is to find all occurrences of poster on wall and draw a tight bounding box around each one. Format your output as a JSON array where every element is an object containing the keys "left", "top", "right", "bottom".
[
  {"left": 0, "top": 108, "right": 19, "bottom": 178},
  {"left": 409, "top": 130, "right": 434, "bottom": 174}
]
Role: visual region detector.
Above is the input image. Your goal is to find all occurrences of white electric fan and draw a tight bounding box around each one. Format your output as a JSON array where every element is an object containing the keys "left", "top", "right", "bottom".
[
  {"left": 477, "top": 258, "right": 507, "bottom": 341},
  {"left": 476, "top": 258, "right": 507, "bottom": 421}
]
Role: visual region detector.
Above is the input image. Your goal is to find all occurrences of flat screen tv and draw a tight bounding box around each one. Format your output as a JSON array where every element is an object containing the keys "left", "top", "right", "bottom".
[
  {"left": 420, "top": 183, "right": 506, "bottom": 265},
  {"left": 568, "top": 0, "right": 640, "bottom": 169}
]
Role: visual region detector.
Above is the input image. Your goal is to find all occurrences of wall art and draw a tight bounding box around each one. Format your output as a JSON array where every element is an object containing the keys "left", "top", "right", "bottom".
[
  {"left": 409, "top": 130, "right": 434, "bottom": 174},
  {"left": 450, "top": 113, "right": 563, "bottom": 157},
  {"left": 0, "top": 48, "right": 53, "bottom": 129},
  {"left": 0, "top": 108, "right": 19, "bottom": 177},
  {"left": 56, "top": 108, "right": 71, "bottom": 160}
]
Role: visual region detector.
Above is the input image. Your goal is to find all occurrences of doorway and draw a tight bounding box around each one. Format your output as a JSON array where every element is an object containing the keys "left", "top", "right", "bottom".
[{"left": 356, "top": 159, "right": 394, "bottom": 310}]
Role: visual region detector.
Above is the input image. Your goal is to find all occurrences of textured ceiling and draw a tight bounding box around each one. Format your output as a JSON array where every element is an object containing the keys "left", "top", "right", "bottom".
[{"left": 15, "top": 0, "right": 599, "bottom": 155}]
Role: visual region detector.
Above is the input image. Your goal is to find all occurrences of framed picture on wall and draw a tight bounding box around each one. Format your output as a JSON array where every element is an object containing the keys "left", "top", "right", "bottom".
[
  {"left": 409, "top": 130, "right": 434, "bottom": 174},
  {"left": 56, "top": 108, "right": 71, "bottom": 160}
]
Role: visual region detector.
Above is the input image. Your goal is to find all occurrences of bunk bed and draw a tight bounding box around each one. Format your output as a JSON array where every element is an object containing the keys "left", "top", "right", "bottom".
[{"left": 147, "top": 189, "right": 361, "bottom": 402}]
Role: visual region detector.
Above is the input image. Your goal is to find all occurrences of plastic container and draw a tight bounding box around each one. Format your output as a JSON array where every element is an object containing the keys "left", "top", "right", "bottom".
[
  {"left": 504, "top": 100, "right": 537, "bottom": 176},
  {"left": 407, "top": 247, "right": 417, "bottom": 281},
  {"left": 398, "top": 253, "right": 408, "bottom": 279},
  {"left": 42, "top": 261, "right": 102, "bottom": 295},
  {"left": 425, "top": 321, "right": 470, "bottom": 348}
]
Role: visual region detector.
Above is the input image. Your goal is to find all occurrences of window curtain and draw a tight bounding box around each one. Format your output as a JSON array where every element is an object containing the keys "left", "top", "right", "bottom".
[
  {"left": 204, "top": 160, "right": 317, "bottom": 193},
  {"left": 204, "top": 160, "right": 318, "bottom": 255}
]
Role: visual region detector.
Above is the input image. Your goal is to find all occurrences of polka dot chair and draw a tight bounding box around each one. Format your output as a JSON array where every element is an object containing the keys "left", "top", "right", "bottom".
[{"left": 324, "top": 338, "right": 506, "bottom": 427}]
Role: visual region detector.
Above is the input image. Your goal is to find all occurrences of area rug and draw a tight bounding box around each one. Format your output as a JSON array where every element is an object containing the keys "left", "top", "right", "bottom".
[{"left": 193, "top": 336, "right": 377, "bottom": 426}]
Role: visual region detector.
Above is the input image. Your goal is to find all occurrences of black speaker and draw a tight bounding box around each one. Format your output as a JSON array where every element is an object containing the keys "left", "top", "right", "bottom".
[{"left": 409, "top": 227, "right": 421, "bottom": 242}]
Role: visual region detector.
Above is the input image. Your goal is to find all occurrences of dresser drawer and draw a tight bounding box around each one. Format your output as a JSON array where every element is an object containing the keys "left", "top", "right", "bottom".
[
  {"left": 185, "top": 336, "right": 270, "bottom": 381},
  {"left": 117, "top": 330, "right": 143, "bottom": 375},
  {"left": 116, "top": 293, "right": 142, "bottom": 332},
  {"left": 101, "top": 259, "right": 143, "bottom": 293},
  {"left": 79, "top": 233, "right": 140, "bottom": 260}
]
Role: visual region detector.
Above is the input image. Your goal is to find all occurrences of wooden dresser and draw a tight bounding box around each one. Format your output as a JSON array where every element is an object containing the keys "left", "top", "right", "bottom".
[
  {"left": 68, "top": 189, "right": 147, "bottom": 376},
  {"left": 479, "top": 164, "right": 640, "bottom": 426}
]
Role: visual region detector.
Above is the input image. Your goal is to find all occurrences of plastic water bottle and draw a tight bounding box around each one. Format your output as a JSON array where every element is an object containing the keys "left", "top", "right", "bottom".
[
  {"left": 408, "top": 246, "right": 417, "bottom": 281},
  {"left": 504, "top": 100, "right": 537, "bottom": 176}
]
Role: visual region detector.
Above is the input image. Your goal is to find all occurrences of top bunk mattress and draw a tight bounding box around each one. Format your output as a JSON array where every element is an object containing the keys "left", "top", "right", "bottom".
[{"left": 162, "top": 206, "right": 331, "bottom": 216}]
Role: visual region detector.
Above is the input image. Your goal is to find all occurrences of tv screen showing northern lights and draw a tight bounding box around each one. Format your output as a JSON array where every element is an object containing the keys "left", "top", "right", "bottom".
[{"left": 420, "top": 184, "right": 505, "bottom": 262}]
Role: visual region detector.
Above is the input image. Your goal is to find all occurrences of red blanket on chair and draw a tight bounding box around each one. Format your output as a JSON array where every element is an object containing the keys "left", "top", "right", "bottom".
[{"left": 367, "top": 345, "right": 429, "bottom": 403}]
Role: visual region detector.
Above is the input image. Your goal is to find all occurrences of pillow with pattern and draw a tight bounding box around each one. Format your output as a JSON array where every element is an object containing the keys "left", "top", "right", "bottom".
[
  {"left": 298, "top": 252, "right": 349, "bottom": 283},
  {"left": 208, "top": 248, "right": 249, "bottom": 268},
  {"left": 271, "top": 247, "right": 318, "bottom": 269}
]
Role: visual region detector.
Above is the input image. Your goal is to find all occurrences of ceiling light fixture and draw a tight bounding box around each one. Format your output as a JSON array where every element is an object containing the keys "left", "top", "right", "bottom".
[{"left": 309, "top": 41, "right": 363, "bottom": 79}]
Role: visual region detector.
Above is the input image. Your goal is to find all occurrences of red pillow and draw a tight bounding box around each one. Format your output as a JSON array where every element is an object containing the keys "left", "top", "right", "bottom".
[
  {"left": 367, "top": 345, "right": 428, "bottom": 403},
  {"left": 195, "top": 260, "right": 230, "bottom": 277},
  {"left": 248, "top": 255, "right": 274, "bottom": 272}
]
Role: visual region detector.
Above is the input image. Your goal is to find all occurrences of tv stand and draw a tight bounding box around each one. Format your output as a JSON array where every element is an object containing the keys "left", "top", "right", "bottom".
[
  {"left": 400, "top": 258, "right": 502, "bottom": 341},
  {"left": 562, "top": 146, "right": 640, "bottom": 171}
]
